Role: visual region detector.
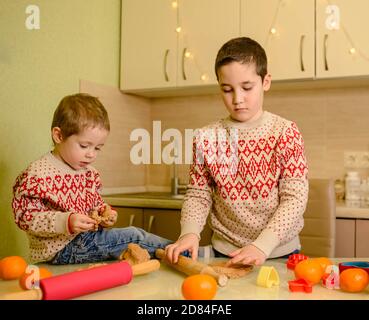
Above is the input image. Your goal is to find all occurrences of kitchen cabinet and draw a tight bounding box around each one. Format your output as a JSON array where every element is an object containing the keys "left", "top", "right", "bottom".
[
  {"left": 114, "top": 207, "right": 144, "bottom": 228},
  {"left": 355, "top": 219, "right": 369, "bottom": 257},
  {"left": 335, "top": 218, "right": 369, "bottom": 257},
  {"left": 120, "top": 0, "right": 177, "bottom": 91},
  {"left": 335, "top": 218, "right": 355, "bottom": 258},
  {"left": 113, "top": 206, "right": 212, "bottom": 246},
  {"left": 120, "top": 0, "right": 239, "bottom": 92},
  {"left": 121, "top": 1, "right": 369, "bottom": 95},
  {"left": 240, "top": 0, "right": 315, "bottom": 81},
  {"left": 316, "top": 0, "right": 369, "bottom": 78},
  {"left": 241, "top": 0, "right": 369, "bottom": 81}
]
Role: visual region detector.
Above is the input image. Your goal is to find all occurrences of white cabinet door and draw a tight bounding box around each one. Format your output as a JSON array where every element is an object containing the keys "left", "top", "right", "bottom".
[
  {"left": 240, "top": 0, "right": 315, "bottom": 81},
  {"left": 178, "top": 0, "right": 240, "bottom": 87},
  {"left": 335, "top": 218, "right": 355, "bottom": 258},
  {"left": 316, "top": 0, "right": 369, "bottom": 78},
  {"left": 121, "top": 0, "right": 177, "bottom": 91},
  {"left": 355, "top": 219, "right": 369, "bottom": 258}
]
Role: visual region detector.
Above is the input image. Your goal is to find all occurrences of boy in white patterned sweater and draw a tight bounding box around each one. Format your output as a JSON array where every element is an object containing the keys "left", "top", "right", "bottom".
[
  {"left": 12, "top": 93, "right": 171, "bottom": 264},
  {"left": 166, "top": 37, "right": 309, "bottom": 266}
]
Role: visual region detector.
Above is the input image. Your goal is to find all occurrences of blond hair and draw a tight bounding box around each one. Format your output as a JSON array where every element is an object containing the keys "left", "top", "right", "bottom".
[{"left": 51, "top": 93, "right": 110, "bottom": 140}]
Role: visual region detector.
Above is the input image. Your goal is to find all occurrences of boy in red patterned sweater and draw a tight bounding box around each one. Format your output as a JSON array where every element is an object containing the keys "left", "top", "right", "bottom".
[
  {"left": 12, "top": 93, "right": 171, "bottom": 264},
  {"left": 166, "top": 37, "right": 309, "bottom": 266}
]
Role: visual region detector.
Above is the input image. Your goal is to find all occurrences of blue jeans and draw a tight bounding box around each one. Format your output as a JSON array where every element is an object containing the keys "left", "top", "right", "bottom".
[{"left": 51, "top": 227, "right": 174, "bottom": 265}]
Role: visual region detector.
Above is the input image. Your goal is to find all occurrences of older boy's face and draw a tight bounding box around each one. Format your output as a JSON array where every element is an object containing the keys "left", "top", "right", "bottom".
[
  {"left": 218, "top": 61, "right": 271, "bottom": 123},
  {"left": 52, "top": 126, "right": 109, "bottom": 171}
]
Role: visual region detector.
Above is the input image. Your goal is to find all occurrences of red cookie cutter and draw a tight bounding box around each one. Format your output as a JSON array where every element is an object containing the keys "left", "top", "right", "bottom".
[
  {"left": 288, "top": 278, "right": 313, "bottom": 293},
  {"left": 287, "top": 254, "right": 309, "bottom": 270}
]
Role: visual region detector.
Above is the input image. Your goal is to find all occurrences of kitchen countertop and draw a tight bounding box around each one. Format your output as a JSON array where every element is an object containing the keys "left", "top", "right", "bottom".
[
  {"left": 103, "top": 192, "right": 369, "bottom": 219},
  {"left": 336, "top": 200, "right": 369, "bottom": 219},
  {"left": 102, "top": 192, "right": 184, "bottom": 210},
  {"left": 1, "top": 258, "right": 368, "bottom": 300}
]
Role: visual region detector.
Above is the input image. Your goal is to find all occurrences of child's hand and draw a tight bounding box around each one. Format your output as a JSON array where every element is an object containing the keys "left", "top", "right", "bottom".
[
  {"left": 69, "top": 213, "right": 97, "bottom": 234},
  {"left": 226, "top": 244, "right": 266, "bottom": 266},
  {"left": 165, "top": 233, "right": 199, "bottom": 264}
]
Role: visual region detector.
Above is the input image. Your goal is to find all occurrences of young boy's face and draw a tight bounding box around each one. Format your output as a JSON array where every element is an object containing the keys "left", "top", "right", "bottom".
[
  {"left": 218, "top": 61, "right": 271, "bottom": 123},
  {"left": 52, "top": 126, "right": 109, "bottom": 170}
]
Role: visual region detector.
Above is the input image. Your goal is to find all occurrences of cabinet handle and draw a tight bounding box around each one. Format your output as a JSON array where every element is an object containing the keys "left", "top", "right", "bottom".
[
  {"left": 147, "top": 215, "right": 155, "bottom": 233},
  {"left": 324, "top": 34, "right": 329, "bottom": 71},
  {"left": 300, "top": 35, "right": 305, "bottom": 72},
  {"left": 129, "top": 214, "right": 135, "bottom": 227},
  {"left": 163, "top": 49, "right": 170, "bottom": 82},
  {"left": 182, "top": 47, "right": 187, "bottom": 80}
]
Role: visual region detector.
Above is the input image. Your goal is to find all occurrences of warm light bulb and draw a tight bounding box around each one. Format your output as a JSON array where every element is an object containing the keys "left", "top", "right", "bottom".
[
  {"left": 349, "top": 47, "right": 356, "bottom": 54},
  {"left": 185, "top": 51, "right": 191, "bottom": 58},
  {"left": 176, "top": 26, "right": 182, "bottom": 33},
  {"left": 270, "top": 27, "right": 277, "bottom": 34},
  {"left": 201, "top": 74, "right": 209, "bottom": 81},
  {"left": 171, "top": 1, "right": 178, "bottom": 9}
]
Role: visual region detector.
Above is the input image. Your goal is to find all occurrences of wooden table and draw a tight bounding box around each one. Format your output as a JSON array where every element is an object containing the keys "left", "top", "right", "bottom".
[{"left": 1, "top": 258, "right": 368, "bottom": 300}]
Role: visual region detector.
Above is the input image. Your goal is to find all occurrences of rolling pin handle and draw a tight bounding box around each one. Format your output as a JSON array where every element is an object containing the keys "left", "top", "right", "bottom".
[{"left": 0, "top": 288, "right": 43, "bottom": 300}]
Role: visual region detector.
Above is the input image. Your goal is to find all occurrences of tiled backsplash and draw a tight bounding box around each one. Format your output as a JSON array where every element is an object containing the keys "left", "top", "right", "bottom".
[
  {"left": 84, "top": 80, "right": 369, "bottom": 189},
  {"left": 149, "top": 86, "right": 369, "bottom": 188}
]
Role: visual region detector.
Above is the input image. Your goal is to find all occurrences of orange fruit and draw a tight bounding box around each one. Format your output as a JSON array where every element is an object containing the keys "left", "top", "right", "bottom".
[
  {"left": 182, "top": 274, "right": 217, "bottom": 300},
  {"left": 0, "top": 258, "right": 4, "bottom": 279},
  {"left": 294, "top": 259, "right": 324, "bottom": 284},
  {"left": 313, "top": 257, "right": 333, "bottom": 273},
  {"left": 0, "top": 256, "right": 27, "bottom": 280},
  {"left": 340, "top": 268, "right": 369, "bottom": 293},
  {"left": 19, "top": 267, "right": 53, "bottom": 290}
]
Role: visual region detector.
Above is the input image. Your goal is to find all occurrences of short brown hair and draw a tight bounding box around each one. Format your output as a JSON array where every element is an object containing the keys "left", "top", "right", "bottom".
[
  {"left": 51, "top": 93, "right": 110, "bottom": 140},
  {"left": 215, "top": 37, "right": 268, "bottom": 81}
]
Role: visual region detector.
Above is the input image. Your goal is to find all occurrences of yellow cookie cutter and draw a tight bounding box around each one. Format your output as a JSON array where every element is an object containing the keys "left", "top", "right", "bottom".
[{"left": 256, "top": 266, "right": 280, "bottom": 288}]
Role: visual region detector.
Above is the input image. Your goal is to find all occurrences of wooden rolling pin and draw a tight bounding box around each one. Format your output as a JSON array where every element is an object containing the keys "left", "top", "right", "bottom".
[{"left": 155, "top": 249, "right": 228, "bottom": 287}]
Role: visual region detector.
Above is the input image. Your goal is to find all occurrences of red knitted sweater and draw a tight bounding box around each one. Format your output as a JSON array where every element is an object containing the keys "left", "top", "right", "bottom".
[
  {"left": 180, "top": 111, "right": 309, "bottom": 258},
  {"left": 12, "top": 152, "right": 105, "bottom": 263}
]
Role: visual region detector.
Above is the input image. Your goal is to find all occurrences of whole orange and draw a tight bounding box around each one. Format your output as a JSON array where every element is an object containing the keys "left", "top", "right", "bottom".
[
  {"left": 294, "top": 259, "right": 324, "bottom": 284},
  {"left": 0, "top": 256, "right": 27, "bottom": 280},
  {"left": 340, "top": 268, "right": 369, "bottom": 293},
  {"left": 19, "top": 267, "right": 53, "bottom": 290},
  {"left": 0, "top": 258, "right": 4, "bottom": 279},
  {"left": 182, "top": 274, "right": 217, "bottom": 300},
  {"left": 313, "top": 257, "right": 333, "bottom": 273}
]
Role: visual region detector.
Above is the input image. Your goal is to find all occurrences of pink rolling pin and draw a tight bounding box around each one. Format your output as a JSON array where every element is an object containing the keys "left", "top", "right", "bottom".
[{"left": 1, "top": 259, "right": 160, "bottom": 300}]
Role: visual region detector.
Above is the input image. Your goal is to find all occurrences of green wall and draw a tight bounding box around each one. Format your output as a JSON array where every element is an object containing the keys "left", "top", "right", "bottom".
[{"left": 0, "top": 0, "right": 121, "bottom": 260}]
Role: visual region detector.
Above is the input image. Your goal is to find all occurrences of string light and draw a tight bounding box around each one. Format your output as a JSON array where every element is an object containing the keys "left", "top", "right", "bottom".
[
  {"left": 171, "top": 1, "right": 211, "bottom": 81},
  {"left": 265, "top": 0, "right": 369, "bottom": 64},
  {"left": 185, "top": 51, "right": 192, "bottom": 58},
  {"left": 171, "top": 1, "right": 178, "bottom": 9}
]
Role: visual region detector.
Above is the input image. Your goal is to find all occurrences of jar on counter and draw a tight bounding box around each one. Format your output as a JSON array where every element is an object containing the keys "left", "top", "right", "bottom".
[
  {"left": 334, "top": 179, "right": 345, "bottom": 200},
  {"left": 345, "top": 171, "right": 361, "bottom": 200}
]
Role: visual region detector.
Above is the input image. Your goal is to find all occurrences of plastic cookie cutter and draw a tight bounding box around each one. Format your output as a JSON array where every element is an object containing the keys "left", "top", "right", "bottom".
[
  {"left": 286, "top": 254, "right": 308, "bottom": 270},
  {"left": 256, "top": 266, "right": 280, "bottom": 288},
  {"left": 338, "top": 261, "right": 369, "bottom": 275},
  {"left": 322, "top": 265, "right": 340, "bottom": 290},
  {"left": 288, "top": 278, "right": 313, "bottom": 293}
]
